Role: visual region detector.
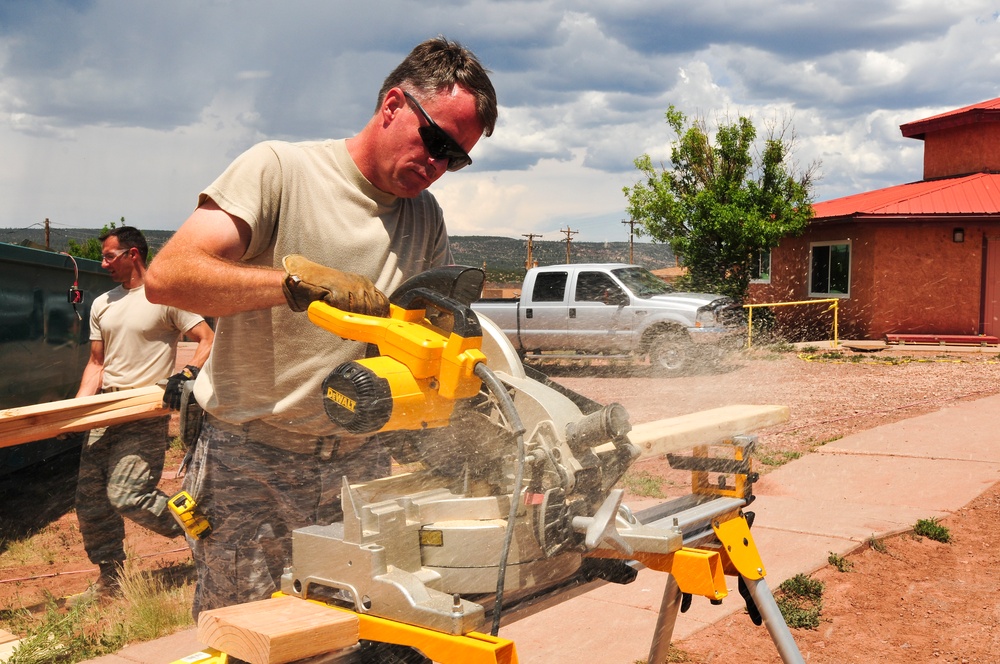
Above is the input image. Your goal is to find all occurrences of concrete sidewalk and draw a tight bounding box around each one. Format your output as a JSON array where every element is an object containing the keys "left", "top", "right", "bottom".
[{"left": 81, "top": 393, "right": 1000, "bottom": 664}]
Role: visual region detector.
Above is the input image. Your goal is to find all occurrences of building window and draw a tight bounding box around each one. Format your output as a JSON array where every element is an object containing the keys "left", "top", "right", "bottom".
[
  {"left": 750, "top": 250, "right": 771, "bottom": 283},
  {"left": 809, "top": 241, "right": 850, "bottom": 297}
]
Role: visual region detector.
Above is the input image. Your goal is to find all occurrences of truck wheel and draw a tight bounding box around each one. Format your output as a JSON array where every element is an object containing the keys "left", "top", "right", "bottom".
[{"left": 648, "top": 334, "right": 691, "bottom": 376}]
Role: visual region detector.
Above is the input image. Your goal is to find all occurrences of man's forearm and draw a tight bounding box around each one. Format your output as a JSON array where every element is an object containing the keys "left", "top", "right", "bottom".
[
  {"left": 147, "top": 251, "right": 286, "bottom": 317},
  {"left": 76, "top": 363, "right": 103, "bottom": 398},
  {"left": 186, "top": 322, "right": 215, "bottom": 368}
]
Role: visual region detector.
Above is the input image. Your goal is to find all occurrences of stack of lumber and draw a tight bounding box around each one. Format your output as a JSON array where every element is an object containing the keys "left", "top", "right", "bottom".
[{"left": 0, "top": 386, "right": 168, "bottom": 449}]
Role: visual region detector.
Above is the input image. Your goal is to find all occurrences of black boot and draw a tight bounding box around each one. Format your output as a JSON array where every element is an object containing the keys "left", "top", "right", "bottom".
[{"left": 66, "top": 560, "right": 123, "bottom": 607}]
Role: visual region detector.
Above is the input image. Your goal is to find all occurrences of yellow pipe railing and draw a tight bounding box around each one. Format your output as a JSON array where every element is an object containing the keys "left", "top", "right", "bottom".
[{"left": 743, "top": 298, "right": 840, "bottom": 349}]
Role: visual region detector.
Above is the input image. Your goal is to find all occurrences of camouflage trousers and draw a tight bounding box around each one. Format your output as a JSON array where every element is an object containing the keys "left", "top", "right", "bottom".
[
  {"left": 184, "top": 415, "right": 391, "bottom": 618},
  {"left": 75, "top": 416, "right": 181, "bottom": 566}
]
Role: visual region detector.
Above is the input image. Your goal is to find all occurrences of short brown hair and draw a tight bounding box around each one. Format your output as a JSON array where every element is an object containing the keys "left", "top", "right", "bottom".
[
  {"left": 377, "top": 37, "right": 497, "bottom": 137},
  {"left": 100, "top": 226, "right": 149, "bottom": 263}
]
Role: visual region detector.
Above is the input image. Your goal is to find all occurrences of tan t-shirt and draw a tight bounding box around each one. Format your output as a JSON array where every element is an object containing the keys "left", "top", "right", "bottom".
[
  {"left": 89, "top": 284, "right": 205, "bottom": 390},
  {"left": 194, "top": 139, "right": 453, "bottom": 435}
]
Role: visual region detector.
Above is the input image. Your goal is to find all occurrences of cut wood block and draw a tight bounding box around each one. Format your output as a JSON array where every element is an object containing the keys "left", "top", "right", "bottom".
[
  {"left": 0, "top": 386, "right": 169, "bottom": 449},
  {"left": 0, "top": 629, "right": 22, "bottom": 664},
  {"left": 629, "top": 404, "right": 790, "bottom": 459},
  {"left": 197, "top": 595, "right": 359, "bottom": 664}
]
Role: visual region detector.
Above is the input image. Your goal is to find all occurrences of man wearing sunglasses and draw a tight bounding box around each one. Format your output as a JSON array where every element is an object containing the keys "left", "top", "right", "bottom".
[{"left": 145, "top": 37, "right": 497, "bottom": 617}]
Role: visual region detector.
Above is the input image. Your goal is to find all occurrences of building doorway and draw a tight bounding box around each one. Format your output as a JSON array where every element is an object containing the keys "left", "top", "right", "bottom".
[{"left": 982, "top": 236, "right": 1000, "bottom": 336}]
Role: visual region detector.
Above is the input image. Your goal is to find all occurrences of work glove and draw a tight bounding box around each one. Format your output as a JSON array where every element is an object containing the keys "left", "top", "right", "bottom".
[
  {"left": 282, "top": 254, "right": 389, "bottom": 316},
  {"left": 163, "top": 365, "right": 199, "bottom": 410}
]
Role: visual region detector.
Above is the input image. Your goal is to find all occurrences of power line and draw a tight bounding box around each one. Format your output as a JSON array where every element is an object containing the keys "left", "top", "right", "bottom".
[
  {"left": 621, "top": 218, "right": 639, "bottom": 264},
  {"left": 521, "top": 233, "right": 543, "bottom": 270},
  {"left": 559, "top": 227, "right": 578, "bottom": 264}
]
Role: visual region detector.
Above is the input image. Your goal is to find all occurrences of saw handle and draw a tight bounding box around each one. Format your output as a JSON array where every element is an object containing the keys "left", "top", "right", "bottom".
[{"left": 394, "top": 287, "right": 483, "bottom": 340}]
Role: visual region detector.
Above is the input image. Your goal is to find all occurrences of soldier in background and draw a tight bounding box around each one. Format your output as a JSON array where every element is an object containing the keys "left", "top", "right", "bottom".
[{"left": 69, "top": 226, "right": 214, "bottom": 605}]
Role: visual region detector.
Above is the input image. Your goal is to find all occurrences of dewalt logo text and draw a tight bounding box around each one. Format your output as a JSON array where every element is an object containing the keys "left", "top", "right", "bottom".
[{"left": 326, "top": 387, "right": 356, "bottom": 412}]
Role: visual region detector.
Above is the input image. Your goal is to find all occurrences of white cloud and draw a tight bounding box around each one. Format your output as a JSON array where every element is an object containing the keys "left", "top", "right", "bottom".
[
  {"left": 433, "top": 150, "right": 633, "bottom": 240},
  {"left": 856, "top": 51, "right": 909, "bottom": 87},
  {"left": 1, "top": 0, "right": 998, "bottom": 239}
]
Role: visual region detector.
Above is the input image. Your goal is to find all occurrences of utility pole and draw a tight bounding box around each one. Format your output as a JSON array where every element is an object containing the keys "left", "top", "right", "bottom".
[
  {"left": 621, "top": 218, "right": 637, "bottom": 264},
  {"left": 44, "top": 218, "right": 50, "bottom": 250},
  {"left": 522, "top": 233, "right": 542, "bottom": 270},
  {"left": 560, "top": 227, "right": 578, "bottom": 264}
]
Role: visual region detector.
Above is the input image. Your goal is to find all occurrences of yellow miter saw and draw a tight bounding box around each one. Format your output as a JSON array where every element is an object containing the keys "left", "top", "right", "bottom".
[{"left": 273, "top": 266, "right": 803, "bottom": 664}]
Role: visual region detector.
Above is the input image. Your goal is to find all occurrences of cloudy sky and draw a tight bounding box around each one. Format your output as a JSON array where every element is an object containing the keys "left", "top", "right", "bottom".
[{"left": 2, "top": 1, "right": 999, "bottom": 243}]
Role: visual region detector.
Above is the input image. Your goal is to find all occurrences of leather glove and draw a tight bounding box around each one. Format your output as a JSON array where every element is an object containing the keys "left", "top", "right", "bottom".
[
  {"left": 163, "top": 365, "right": 199, "bottom": 410},
  {"left": 282, "top": 254, "right": 389, "bottom": 316}
]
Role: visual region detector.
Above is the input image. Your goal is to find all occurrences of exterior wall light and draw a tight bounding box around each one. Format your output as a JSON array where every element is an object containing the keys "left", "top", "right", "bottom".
[{"left": 953, "top": 227, "right": 965, "bottom": 243}]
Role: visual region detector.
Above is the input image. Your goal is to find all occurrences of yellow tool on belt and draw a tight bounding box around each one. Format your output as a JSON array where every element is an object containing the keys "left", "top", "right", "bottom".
[
  {"left": 168, "top": 490, "right": 212, "bottom": 540},
  {"left": 308, "top": 286, "right": 487, "bottom": 434}
]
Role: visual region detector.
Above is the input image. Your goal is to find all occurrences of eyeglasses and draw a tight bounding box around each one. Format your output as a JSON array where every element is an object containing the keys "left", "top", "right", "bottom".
[
  {"left": 403, "top": 90, "right": 473, "bottom": 172},
  {"left": 101, "top": 249, "right": 128, "bottom": 263}
]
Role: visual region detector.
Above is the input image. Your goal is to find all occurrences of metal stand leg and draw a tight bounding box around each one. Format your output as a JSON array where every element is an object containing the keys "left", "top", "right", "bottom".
[
  {"left": 742, "top": 576, "right": 805, "bottom": 664},
  {"left": 646, "top": 574, "right": 682, "bottom": 664}
]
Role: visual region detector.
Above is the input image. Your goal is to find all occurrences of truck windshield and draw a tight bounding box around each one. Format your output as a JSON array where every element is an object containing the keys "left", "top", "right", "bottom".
[{"left": 612, "top": 267, "right": 675, "bottom": 297}]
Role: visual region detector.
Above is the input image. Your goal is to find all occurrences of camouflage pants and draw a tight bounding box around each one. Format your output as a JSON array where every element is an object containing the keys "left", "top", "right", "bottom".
[
  {"left": 75, "top": 416, "right": 181, "bottom": 566},
  {"left": 184, "top": 416, "right": 391, "bottom": 618}
]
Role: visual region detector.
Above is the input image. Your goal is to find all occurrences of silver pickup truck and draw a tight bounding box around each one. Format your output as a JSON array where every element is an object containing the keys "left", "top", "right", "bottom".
[{"left": 471, "top": 263, "right": 743, "bottom": 374}]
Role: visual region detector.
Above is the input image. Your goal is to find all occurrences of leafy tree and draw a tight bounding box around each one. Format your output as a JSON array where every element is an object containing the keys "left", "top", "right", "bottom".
[
  {"left": 66, "top": 218, "right": 121, "bottom": 260},
  {"left": 624, "top": 106, "right": 817, "bottom": 301}
]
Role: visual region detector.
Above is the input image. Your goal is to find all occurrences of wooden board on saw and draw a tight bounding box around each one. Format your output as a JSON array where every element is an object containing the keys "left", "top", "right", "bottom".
[
  {"left": 0, "top": 386, "right": 169, "bottom": 449},
  {"left": 628, "top": 404, "right": 790, "bottom": 459},
  {"left": 197, "top": 595, "right": 360, "bottom": 664}
]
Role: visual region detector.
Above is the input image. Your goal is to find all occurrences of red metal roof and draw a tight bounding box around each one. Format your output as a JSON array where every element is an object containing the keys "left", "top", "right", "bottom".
[
  {"left": 901, "top": 97, "right": 1000, "bottom": 139},
  {"left": 812, "top": 172, "right": 1000, "bottom": 220}
]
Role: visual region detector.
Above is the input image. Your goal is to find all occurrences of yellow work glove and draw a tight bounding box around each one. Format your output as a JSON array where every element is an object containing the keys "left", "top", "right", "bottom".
[{"left": 281, "top": 254, "right": 389, "bottom": 316}]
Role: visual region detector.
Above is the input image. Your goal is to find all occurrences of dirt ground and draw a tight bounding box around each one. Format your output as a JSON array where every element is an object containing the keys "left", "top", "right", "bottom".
[
  {"left": 2, "top": 344, "right": 999, "bottom": 662},
  {"left": 549, "top": 346, "right": 1000, "bottom": 663}
]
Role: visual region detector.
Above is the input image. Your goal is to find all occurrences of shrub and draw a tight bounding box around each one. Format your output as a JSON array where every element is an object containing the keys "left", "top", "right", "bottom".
[
  {"left": 775, "top": 574, "right": 824, "bottom": 629},
  {"left": 827, "top": 552, "right": 853, "bottom": 573},
  {"left": 913, "top": 517, "right": 951, "bottom": 543}
]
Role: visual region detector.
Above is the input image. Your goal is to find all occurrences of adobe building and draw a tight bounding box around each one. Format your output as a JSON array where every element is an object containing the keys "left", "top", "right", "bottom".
[{"left": 749, "top": 97, "right": 1000, "bottom": 341}]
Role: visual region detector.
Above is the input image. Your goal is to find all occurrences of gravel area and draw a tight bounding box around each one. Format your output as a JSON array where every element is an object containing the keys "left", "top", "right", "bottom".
[{"left": 540, "top": 345, "right": 1000, "bottom": 461}]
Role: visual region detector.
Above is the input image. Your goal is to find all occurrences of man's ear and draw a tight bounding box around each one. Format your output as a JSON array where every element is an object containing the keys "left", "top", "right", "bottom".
[{"left": 381, "top": 87, "right": 406, "bottom": 125}]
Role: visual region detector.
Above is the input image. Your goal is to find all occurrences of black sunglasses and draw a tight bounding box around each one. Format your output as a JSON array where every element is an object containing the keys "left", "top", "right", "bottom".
[{"left": 403, "top": 90, "right": 473, "bottom": 172}]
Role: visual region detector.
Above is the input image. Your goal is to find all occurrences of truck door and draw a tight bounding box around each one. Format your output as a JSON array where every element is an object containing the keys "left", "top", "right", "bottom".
[
  {"left": 569, "top": 270, "right": 633, "bottom": 353},
  {"left": 521, "top": 269, "right": 569, "bottom": 350}
]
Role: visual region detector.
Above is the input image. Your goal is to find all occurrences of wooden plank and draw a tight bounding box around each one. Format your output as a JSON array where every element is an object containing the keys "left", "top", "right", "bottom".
[
  {"left": 0, "top": 392, "right": 164, "bottom": 434},
  {"left": 197, "top": 595, "right": 359, "bottom": 664},
  {"left": 628, "top": 404, "right": 790, "bottom": 459},
  {"left": 0, "top": 386, "right": 168, "bottom": 449}
]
